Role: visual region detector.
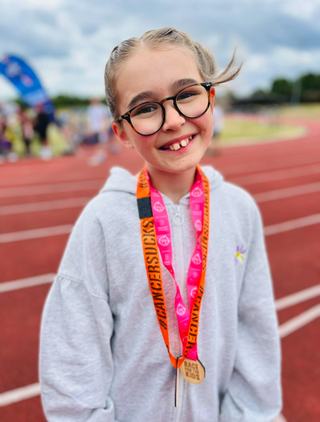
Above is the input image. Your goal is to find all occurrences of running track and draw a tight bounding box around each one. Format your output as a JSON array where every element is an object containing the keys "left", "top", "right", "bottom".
[{"left": 0, "top": 117, "right": 319, "bottom": 422}]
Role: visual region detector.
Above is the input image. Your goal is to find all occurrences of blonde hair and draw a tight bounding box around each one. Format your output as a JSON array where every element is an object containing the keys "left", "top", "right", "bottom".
[{"left": 104, "top": 27, "right": 242, "bottom": 120}]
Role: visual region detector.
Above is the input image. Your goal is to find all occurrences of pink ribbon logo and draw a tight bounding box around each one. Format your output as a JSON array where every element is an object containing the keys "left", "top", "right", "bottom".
[
  {"left": 158, "top": 235, "right": 170, "bottom": 247},
  {"left": 153, "top": 202, "right": 165, "bottom": 212},
  {"left": 177, "top": 303, "right": 186, "bottom": 316},
  {"left": 192, "top": 253, "right": 202, "bottom": 265},
  {"left": 191, "top": 187, "right": 202, "bottom": 197}
]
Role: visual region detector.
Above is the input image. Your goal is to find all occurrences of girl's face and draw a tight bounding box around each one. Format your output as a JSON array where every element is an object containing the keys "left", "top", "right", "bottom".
[{"left": 112, "top": 47, "right": 215, "bottom": 175}]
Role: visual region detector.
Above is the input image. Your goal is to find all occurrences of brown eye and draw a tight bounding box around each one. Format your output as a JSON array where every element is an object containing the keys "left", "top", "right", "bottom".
[{"left": 131, "top": 103, "right": 160, "bottom": 117}]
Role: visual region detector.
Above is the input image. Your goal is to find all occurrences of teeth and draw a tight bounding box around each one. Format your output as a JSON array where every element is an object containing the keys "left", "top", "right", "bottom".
[
  {"left": 167, "top": 136, "right": 193, "bottom": 151},
  {"left": 170, "top": 143, "right": 181, "bottom": 151}
]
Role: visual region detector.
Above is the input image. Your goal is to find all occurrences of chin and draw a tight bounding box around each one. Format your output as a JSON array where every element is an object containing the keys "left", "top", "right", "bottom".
[{"left": 161, "top": 158, "right": 200, "bottom": 174}]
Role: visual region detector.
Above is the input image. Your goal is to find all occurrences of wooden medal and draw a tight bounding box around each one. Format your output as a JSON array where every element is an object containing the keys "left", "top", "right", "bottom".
[{"left": 179, "top": 358, "right": 205, "bottom": 384}]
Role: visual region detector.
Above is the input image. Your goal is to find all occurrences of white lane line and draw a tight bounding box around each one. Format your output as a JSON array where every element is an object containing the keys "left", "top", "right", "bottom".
[
  {"left": 1, "top": 181, "right": 319, "bottom": 216},
  {"left": 279, "top": 305, "right": 320, "bottom": 338},
  {"left": 0, "top": 225, "right": 73, "bottom": 243},
  {"left": 1, "top": 308, "right": 317, "bottom": 408},
  {"left": 254, "top": 182, "right": 320, "bottom": 203},
  {"left": 0, "top": 198, "right": 90, "bottom": 215},
  {"left": 275, "top": 285, "right": 320, "bottom": 311},
  {"left": 3, "top": 272, "right": 319, "bottom": 320},
  {"left": 0, "top": 274, "right": 55, "bottom": 293},
  {"left": 0, "top": 171, "right": 105, "bottom": 187},
  {"left": 0, "top": 383, "right": 41, "bottom": 407},
  {"left": 0, "top": 382, "right": 289, "bottom": 422},
  {"left": 1, "top": 213, "right": 320, "bottom": 243},
  {"left": 233, "top": 163, "right": 320, "bottom": 186},
  {"left": 222, "top": 153, "right": 320, "bottom": 176},
  {"left": 1, "top": 161, "right": 319, "bottom": 199},
  {"left": 0, "top": 307, "right": 315, "bottom": 410},
  {"left": 0, "top": 289, "right": 316, "bottom": 411},
  {"left": 0, "top": 180, "right": 103, "bottom": 198},
  {"left": 264, "top": 214, "right": 320, "bottom": 236}
]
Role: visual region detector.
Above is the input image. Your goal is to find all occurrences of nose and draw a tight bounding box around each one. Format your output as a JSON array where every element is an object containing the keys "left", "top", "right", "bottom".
[{"left": 161, "top": 100, "right": 185, "bottom": 132}]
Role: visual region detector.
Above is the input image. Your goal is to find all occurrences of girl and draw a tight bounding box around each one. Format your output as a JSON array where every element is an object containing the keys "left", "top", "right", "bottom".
[{"left": 40, "top": 27, "right": 282, "bottom": 422}]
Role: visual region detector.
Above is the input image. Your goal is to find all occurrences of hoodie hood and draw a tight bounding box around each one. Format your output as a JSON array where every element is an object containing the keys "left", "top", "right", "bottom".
[{"left": 100, "top": 166, "right": 224, "bottom": 198}]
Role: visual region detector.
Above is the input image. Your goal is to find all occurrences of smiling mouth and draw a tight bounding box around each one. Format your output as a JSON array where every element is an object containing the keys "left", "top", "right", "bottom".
[{"left": 159, "top": 135, "right": 195, "bottom": 151}]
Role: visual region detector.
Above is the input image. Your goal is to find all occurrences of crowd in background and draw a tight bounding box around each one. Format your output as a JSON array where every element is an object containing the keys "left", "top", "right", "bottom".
[{"left": 0, "top": 99, "right": 120, "bottom": 165}]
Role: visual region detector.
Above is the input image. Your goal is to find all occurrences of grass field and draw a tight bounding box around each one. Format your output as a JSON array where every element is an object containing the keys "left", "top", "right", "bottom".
[
  {"left": 217, "top": 103, "right": 320, "bottom": 145},
  {"left": 276, "top": 103, "right": 320, "bottom": 119},
  {"left": 219, "top": 116, "right": 305, "bottom": 146}
]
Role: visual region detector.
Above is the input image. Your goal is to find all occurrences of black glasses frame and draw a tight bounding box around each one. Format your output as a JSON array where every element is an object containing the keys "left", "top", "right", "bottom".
[{"left": 116, "top": 82, "right": 213, "bottom": 136}]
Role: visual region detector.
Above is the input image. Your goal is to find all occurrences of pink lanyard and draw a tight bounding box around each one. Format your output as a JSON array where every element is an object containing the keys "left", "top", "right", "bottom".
[{"left": 145, "top": 168, "right": 205, "bottom": 360}]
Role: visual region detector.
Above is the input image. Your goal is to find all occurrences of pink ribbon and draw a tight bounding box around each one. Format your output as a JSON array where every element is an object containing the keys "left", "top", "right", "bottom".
[{"left": 146, "top": 169, "right": 205, "bottom": 360}]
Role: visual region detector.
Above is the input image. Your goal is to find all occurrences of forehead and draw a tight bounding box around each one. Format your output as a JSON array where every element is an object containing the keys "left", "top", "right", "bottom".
[{"left": 116, "top": 47, "right": 202, "bottom": 111}]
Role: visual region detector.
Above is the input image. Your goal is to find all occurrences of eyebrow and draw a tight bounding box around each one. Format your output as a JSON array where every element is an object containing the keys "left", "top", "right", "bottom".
[
  {"left": 127, "top": 91, "right": 154, "bottom": 110},
  {"left": 126, "top": 78, "right": 200, "bottom": 111},
  {"left": 171, "top": 78, "right": 199, "bottom": 91}
]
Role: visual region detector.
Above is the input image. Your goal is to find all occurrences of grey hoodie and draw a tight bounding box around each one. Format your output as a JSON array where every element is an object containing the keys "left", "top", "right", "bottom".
[{"left": 39, "top": 166, "right": 282, "bottom": 422}]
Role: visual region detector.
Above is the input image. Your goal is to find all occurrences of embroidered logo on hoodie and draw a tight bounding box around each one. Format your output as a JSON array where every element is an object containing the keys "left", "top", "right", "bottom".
[{"left": 235, "top": 245, "right": 246, "bottom": 265}]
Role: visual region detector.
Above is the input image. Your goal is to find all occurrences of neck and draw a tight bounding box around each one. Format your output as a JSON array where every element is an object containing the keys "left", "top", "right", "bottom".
[{"left": 146, "top": 165, "right": 197, "bottom": 204}]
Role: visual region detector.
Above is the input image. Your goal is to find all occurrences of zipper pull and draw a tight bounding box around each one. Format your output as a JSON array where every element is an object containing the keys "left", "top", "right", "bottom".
[{"left": 173, "top": 205, "right": 184, "bottom": 226}]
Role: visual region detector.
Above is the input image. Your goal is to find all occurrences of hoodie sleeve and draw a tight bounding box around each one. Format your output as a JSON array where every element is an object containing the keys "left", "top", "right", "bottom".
[
  {"left": 220, "top": 201, "right": 282, "bottom": 422},
  {"left": 39, "top": 202, "right": 120, "bottom": 422}
]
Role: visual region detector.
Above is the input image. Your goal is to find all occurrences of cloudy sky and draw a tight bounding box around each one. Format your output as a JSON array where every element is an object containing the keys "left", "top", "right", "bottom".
[{"left": 1, "top": 0, "right": 320, "bottom": 100}]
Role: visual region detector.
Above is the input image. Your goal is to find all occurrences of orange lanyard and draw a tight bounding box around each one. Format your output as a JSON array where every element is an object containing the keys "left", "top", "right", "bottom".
[{"left": 137, "top": 166, "right": 210, "bottom": 369}]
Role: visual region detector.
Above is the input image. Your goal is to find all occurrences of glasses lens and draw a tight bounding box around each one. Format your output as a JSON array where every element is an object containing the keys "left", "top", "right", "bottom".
[
  {"left": 130, "top": 102, "right": 163, "bottom": 135},
  {"left": 176, "top": 85, "right": 209, "bottom": 118}
]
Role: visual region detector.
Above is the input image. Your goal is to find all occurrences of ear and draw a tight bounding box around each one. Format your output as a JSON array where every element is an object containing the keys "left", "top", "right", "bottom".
[
  {"left": 111, "top": 121, "right": 134, "bottom": 149},
  {"left": 210, "top": 87, "right": 216, "bottom": 107}
]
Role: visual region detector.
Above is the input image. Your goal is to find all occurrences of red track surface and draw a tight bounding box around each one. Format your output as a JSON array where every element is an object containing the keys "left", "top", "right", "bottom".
[{"left": 1, "top": 117, "right": 320, "bottom": 421}]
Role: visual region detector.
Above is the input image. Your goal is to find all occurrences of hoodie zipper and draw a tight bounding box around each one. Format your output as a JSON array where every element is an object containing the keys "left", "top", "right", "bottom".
[{"left": 173, "top": 205, "right": 185, "bottom": 421}]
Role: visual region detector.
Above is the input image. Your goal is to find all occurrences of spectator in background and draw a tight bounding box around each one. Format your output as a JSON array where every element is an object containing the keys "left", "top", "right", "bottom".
[
  {"left": 0, "top": 113, "right": 18, "bottom": 163},
  {"left": 213, "top": 103, "right": 224, "bottom": 139},
  {"left": 19, "top": 109, "right": 34, "bottom": 157},
  {"left": 86, "top": 99, "right": 120, "bottom": 166},
  {"left": 211, "top": 103, "right": 225, "bottom": 155},
  {"left": 0, "top": 113, "right": 8, "bottom": 163},
  {"left": 87, "top": 98, "right": 111, "bottom": 166},
  {"left": 34, "top": 105, "right": 51, "bottom": 160}
]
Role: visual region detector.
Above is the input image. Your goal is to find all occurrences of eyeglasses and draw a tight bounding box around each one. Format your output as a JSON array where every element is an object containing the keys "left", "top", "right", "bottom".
[{"left": 116, "top": 82, "right": 213, "bottom": 136}]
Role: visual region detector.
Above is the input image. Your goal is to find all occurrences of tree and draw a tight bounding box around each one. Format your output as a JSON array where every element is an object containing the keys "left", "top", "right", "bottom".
[
  {"left": 270, "top": 79, "right": 293, "bottom": 99},
  {"left": 300, "top": 73, "right": 320, "bottom": 91}
]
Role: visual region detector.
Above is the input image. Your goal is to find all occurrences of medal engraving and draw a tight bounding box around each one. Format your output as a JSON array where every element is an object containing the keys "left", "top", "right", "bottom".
[{"left": 180, "top": 358, "right": 205, "bottom": 384}]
